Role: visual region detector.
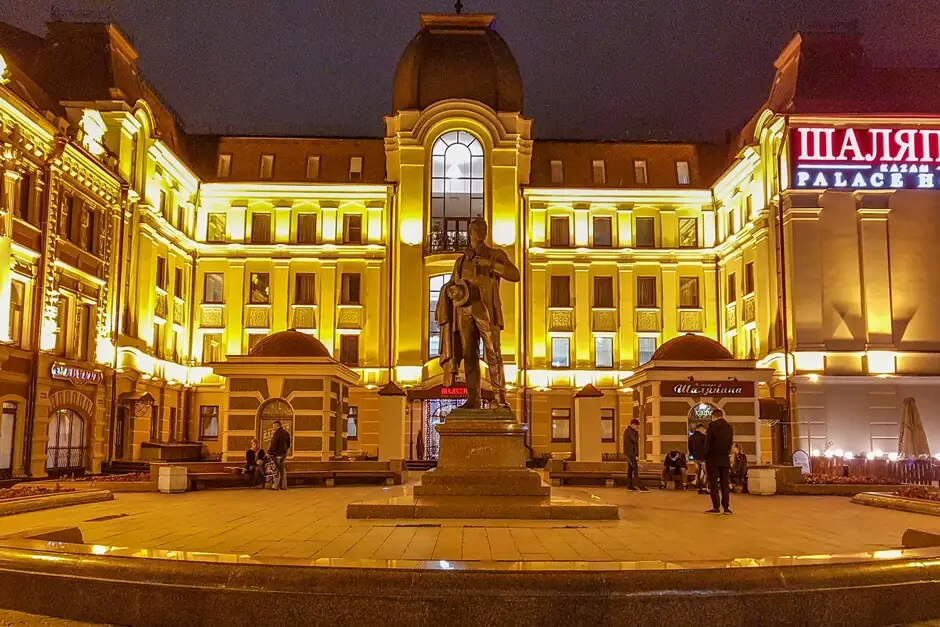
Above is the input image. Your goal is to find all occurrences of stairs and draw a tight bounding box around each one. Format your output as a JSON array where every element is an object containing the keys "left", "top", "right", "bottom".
[
  {"left": 104, "top": 460, "right": 152, "bottom": 475},
  {"left": 406, "top": 460, "right": 438, "bottom": 471}
]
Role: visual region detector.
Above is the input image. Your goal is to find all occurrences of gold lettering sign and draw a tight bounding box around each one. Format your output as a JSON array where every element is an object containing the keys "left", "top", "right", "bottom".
[{"left": 51, "top": 362, "right": 104, "bottom": 386}]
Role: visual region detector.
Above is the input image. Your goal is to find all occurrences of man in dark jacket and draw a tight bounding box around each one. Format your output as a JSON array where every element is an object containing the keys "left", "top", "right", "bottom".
[
  {"left": 660, "top": 449, "right": 688, "bottom": 489},
  {"left": 623, "top": 418, "right": 647, "bottom": 491},
  {"left": 688, "top": 423, "right": 708, "bottom": 494},
  {"left": 268, "top": 421, "right": 292, "bottom": 491},
  {"left": 703, "top": 410, "right": 734, "bottom": 514}
]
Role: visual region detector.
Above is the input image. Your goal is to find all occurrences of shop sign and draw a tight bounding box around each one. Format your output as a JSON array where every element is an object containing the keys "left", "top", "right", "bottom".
[
  {"left": 662, "top": 381, "right": 754, "bottom": 398},
  {"left": 790, "top": 126, "right": 940, "bottom": 190},
  {"left": 51, "top": 362, "right": 103, "bottom": 386},
  {"left": 440, "top": 386, "right": 469, "bottom": 398}
]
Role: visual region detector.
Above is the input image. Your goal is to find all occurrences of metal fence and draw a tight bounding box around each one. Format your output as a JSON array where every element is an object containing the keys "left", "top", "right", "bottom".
[{"left": 809, "top": 456, "right": 938, "bottom": 485}]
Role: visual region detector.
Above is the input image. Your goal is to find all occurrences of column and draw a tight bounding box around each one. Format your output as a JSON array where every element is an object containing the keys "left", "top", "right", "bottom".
[
  {"left": 617, "top": 205, "right": 633, "bottom": 247},
  {"left": 573, "top": 384, "right": 603, "bottom": 462},
  {"left": 319, "top": 261, "right": 337, "bottom": 357},
  {"left": 617, "top": 264, "right": 635, "bottom": 368},
  {"left": 225, "top": 260, "right": 246, "bottom": 355},
  {"left": 573, "top": 204, "right": 589, "bottom": 247},
  {"left": 782, "top": 195, "right": 824, "bottom": 348},
  {"left": 661, "top": 262, "right": 677, "bottom": 340},
  {"left": 271, "top": 259, "right": 290, "bottom": 333},
  {"left": 378, "top": 381, "right": 407, "bottom": 462},
  {"left": 659, "top": 208, "right": 677, "bottom": 248},
  {"left": 529, "top": 263, "right": 547, "bottom": 368},
  {"left": 857, "top": 197, "right": 892, "bottom": 347},
  {"left": 574, "top": 262, "right": 590, "bottom": 368},
  {"left": 321, "top": 203, "right": 338, "bottom": 244}
]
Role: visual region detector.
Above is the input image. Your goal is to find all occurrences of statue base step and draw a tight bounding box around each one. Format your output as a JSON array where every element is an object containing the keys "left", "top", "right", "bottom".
[
  {"left": 346, "top": 494, "right": 619, "bottom": 520},
  {"left": 413, "top": 469, "right": 549, "bottom": 497}
]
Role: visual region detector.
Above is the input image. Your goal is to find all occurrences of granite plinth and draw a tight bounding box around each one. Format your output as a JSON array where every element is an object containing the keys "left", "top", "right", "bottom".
[
  {"left": 434, "top": 407, "right": 528, "bottom": 472},
  {"left": 413, "top": 469, "right": 550, "bottom": 496},
  {"left": 346, "top": 494, "right": 618, "bottom": 519}
]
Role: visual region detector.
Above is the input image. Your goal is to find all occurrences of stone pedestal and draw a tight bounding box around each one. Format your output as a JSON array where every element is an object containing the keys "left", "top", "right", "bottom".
[
  {"left": 377, "top": 382, "right": 407, "bottom": 462},
  {"left": 749, "top": 466, "right": 777, "bottom": 495},
  {"left": 158, "top": 466, "right": 188, "bottom": 494},
  {"left": 573, "top": 384, "right": 603, "bottom": 462}
]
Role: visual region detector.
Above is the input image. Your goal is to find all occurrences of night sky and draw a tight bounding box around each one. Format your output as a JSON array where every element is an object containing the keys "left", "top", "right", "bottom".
[{"left": 2, "top": 0, "right": 940, "bottom": 141}]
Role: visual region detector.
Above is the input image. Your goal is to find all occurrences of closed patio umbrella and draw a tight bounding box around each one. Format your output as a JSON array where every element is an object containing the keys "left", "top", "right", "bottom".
[{"left": 899, "top": 397, "right": 931, "bottom": 458}]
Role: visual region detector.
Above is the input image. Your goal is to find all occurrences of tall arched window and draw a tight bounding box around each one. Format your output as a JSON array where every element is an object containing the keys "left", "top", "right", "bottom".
[
  {"left": 258, "top": 398, "right": 293, "bottom": 453},
  {"left": 430, "top": 131, "right": 483, "bottom": 253},
  {"left": 46, "top": 409, "right": 86, "bottom": 470},
  {"left": 428, "top": 273, "right": 451, "bottom": 358}
]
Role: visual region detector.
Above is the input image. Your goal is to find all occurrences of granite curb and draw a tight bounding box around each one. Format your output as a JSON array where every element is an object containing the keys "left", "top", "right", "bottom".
[
  {"left": 852, "top": 492, "right": 940, "bottom": 517},
  {"left": 0, "top": 490, "right": 114, "bottom": 517}
]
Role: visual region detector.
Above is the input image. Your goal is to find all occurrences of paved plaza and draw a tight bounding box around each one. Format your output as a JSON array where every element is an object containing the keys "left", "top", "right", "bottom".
[{"left": 4, "top": 479, "right": 940, "bottom": 563}]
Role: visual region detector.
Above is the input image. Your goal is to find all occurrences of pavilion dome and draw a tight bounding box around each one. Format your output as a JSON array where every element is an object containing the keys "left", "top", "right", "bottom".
[
  {"left": 651, "top": 334, "right": 734, "bottom": 361},
  {"left": 248, "top": 330, "right": 332, "bottom": 359},
  {"left": 392, "top": 13, "right": 523, "bottom": 113}
]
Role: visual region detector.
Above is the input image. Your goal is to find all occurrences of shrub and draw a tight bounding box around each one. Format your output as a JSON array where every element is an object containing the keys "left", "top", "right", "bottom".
[
  {"left": 896, "top": 486, "right": 940, "bottom": 502},
  {"left": 803, "top": 473, "right": 895, "bottom": 485},
  {"left": 0, "top": 484, "right": 75, "bottom": 501}
]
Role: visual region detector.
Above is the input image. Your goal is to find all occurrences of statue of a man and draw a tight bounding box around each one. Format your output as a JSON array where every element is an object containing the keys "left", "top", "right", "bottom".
[{"left": 436, "top": 218, "right": 520, "bottom": 409}]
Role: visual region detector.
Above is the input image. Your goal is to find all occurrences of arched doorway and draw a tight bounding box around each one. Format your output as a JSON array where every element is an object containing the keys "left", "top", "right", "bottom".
[
  {"left": 687, "top": 402, "right": 717, "bottom": 431},
  {"left": 46, "top": 409, "right": 87, "bottom": 473},
  {"left": 258, "top": 398, "right": 293, "bottom": 455}
]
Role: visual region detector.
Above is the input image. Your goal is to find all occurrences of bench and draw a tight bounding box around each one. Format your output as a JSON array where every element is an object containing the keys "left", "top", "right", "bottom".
[
  {"left": 548, "top": 460, "right": 701, "bottom": 489},
  {"left": 152, "top": 459, "right": 403, "bottom": 491}
]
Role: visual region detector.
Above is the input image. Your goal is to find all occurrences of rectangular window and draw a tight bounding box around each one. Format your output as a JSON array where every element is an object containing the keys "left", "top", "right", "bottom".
[
  {"left": 60, "top": 195, "right": 74, "bottom": 240},
  {"left": 636, "top": 276, "right": 657, "bottom": 308},
  {"left": 745, "top": 194, "right": 753, "bottom": 218},
  {"left": 202, "top": 333, "right": 222, "bottom": 363},
  {"left": 54, "top": 295, "right": 68, "bottom": 356},
  {"left": 550, "top": 216, "right": 570, "bottom": 247},
  {"left": 249, "top": 273, "right": 270, "bottom": 304},
  {"left": 297, "top": 214, "right": 317, "bottom": 244},
  {"left": 551, "top": 408, "right": 572, "bottom": 442},
  {"left": 550, "top": 159, "right": 564, "bottom": 184},
  {"left": 347, "top": 406, "right": 359, "bottom": 440},
  {"left": 678, "top": 217, "right": 698, "bottom": 248},
  {"left": 260, "top": 154, "right": 275, "bottom": 180},
  {"left": 595, "top": 336, "right": 614, "bottom": 369},
  {"left": 679, "top": 277, "right": 700, "bottom": 309},
  {"left": 728, "top": 333, "right": 738, "bottom": 357},
  {"left": 159, "top": 189, "right": 168, "bottom": 218},
  {"left": 174, "top": 267, "right": 184, "bottom": 297},
  {"left": 251, "top": 213, "right": 271, "bottom": 244},
  {"left": 635, "top": 217, "right": 655, "bottom": 248},
  {"left": 592, "top": 160, "right": 606, "bottom": 184},
  {"left": 727, "top": 272, "right": 737, "bottom": 303},
  {"left": 9, "top": 280, "right": 25, "bottom": 346},
  {"left": 76, "top": 304, "right": 92, "bottom": 361},
  {"left": 593, "top": 216, "right": 612, "bottom": 247},
  {"left": 83, "top": 207, "right": 98, "bottom": 254},
  {"left": 155, "top": 256, "right": 167, "bottom": 290},
  {"left": 150, "top": 405, "right": 161, "bottom": 441},
  {"left": 341, "top": 273, "right": 361, "bottom": 305},
  {"left": 1, "top": 401, "right": 15, "bottom": 471},
  {"left": 153, "top": 322, "right": 163, "bottom": 359},
  {"left": 207, "top": 213, "right": 226, "bottom": 243},
  {"left": 634, "top": 159, "right": 649, "bottom": 184},
  {"left": 549, "top": 275, "right": 570, "bottom": 308},
  {"left": 676, "top": 160, "right": 691, "bottom": 185},
  {"left": 638, "top": 337, "right": 657, "bottom": 365},
  {"left": 204, "top": 273, "right": 224, "bottom": 304},
  {"left": 344, "top": 214, "right": 363, "bottom": 244},
  {"left": 593, "top": 276, "right": 613, "bottom": 308},
  {"left": 340, "top": 334, "right": 359, "bottom": 366},
  {"left": 749, "top": 327, "right": 758, "bottom": 359},
  {"left": 551, "top": 336, "right": 570, "bottom": 368},
  {"left": 744, "top": 261, "right": 755, "bottom": 295},
  {"left": 306, "top": 155, "right": 321, "bottom": 180},
  {"left": 168, "top": 407, "right": 178, "bottom": 442},
  {"left": 247, "top": 332, "right": 265, "bottom": 353},
  {"left": 199, "top": 406, "right": 219, "bottom": 440},
  {"left": 349, "top": 156, "right": 363, "bottom": 181},
  {"left": 601, "top": 408, "right": 615, "bottom": 442},
  {"left": 295, "top": 273, "right": 316, "bottom": 305},
  {"left": 15, "top": 171, "right": 30, "bottom": 220},
  {"left": 217, "top": 154, "right": 232, "bottom": 179}
]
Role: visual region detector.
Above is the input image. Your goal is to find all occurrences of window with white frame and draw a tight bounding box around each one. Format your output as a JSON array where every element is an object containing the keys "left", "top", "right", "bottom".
[
  {"left": 306, "top": 155, "right": 321, "bottom": 180},
  {"left": 638, "top": 337, "right": 657, "bottom": 365},
  {"left": 550, "top": 159, "right": 564, "bottom": 184},
  {"left": 259, "top": 154, "right": 275, "bottom": 180},
  {"left": 430, "top": 131, "right": 484, "bottom": 249},
  {"left": 634, "top": 159, "right": 649, "bottom": 184},
  {"left": 428, "top": 274, "right": 451, "bottom": 358},
  {"left": 595, "top": 336, "right": 614, "bottom": 369},
  {"left": 676, "top": 160, "right": 691, "bottom": 185},
  {"left": 347, "top": 406, "right": 359, "bottom": 440},
  {"left": 551, "top": 408, "right": 571, "bottom": 442},
  {"left": 216, "top": 154, "right": 232, "bottom": 179},
  {"left": 348, "top": 156, "right": 363, "bottom": 181},
  {"left": 551, "top": 336, "right": 570, "bottom": 368},
  {"left": 592, "top": 160, "right": 606, "bottom": 184}
]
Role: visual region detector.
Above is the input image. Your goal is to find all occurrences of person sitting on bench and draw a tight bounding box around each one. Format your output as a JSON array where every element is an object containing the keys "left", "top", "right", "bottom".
[
  {"left": 730, "top": 443, "right": 749, "bottom": 493},
  {"left": 660, "top": 449, "right": 688, "bottom": 490},
  {"left": 245, "top": 439, "right": 267, "bottom": 488}
]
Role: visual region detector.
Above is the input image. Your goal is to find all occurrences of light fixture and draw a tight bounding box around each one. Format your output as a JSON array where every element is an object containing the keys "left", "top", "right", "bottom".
[
  {"left": 888, "top": 452, "right": 899, "bottom": 462},
  {"left": 824, "top": 449, "right": 835, "bottom": 459},
  {"left": 811, "top": 449, "right": 821, "bottom": 457},
  {"left": 866, "top": 452, "right": 875, "bottom": 461},
  {"left": 844, "top": 451, "right": 854, "bottom": 460},
  {"left": 834, "top": 449, "right": 844, "bottom": 457}
]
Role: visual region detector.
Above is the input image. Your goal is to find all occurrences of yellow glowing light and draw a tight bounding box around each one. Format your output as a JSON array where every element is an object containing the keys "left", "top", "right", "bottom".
[
  {"left": 806, "top": 373, "right": 820, "bottom": 383},
  {"left": 396, "top": 366, "right": 422, "bottom": 383},
  {"left": 867, "top": 350, "right": 896, "bottom": 375},
  {"left": 80, "top": 109, "right": 107, "bottom": 156},
  {"left": 795, "top": 351, "right": 825, "bottom": 372},
  {"left": 400, "top": 219, "right": 423, "bottom": 246},
  {"left": 491, "top": 218, "right": 516, "bottom": 246},
  {"left": 40, "top": 318, "right": 58, "bottom": 352},
  {"left": 96, "top": 338, "right": 116, "bottom": 365}
]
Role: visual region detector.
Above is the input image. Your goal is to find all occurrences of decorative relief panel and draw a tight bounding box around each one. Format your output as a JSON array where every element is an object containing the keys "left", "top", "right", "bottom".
[
  {"left": 548, "top": 308, "right": 573, "bottom": 332},
  {"left": 154, "top": 292, "right": 168, "bottom": 320},
  {"left": 173, "top": 300, "right": 185, "bottom": 325},
  {"left": 592, "top": 309, "right": 617, "bottom": 332},
  {"left": 200, "top": 305, "right": 223, "bottom": 328},
  {"left": 743, "top": 295, "right": 756, "bottom": 324},
  {"left": 337, "top": 306, "right": 363, "bottom": 329},
  {"left": 725, "top": 303, "right": 737, "bottom": 329},
  {"left": 246, "top": 306, "right": 270, "bottom": 329},
  {"left": 292, "top": 306, "right": 318, "bottom": 329},
  {"left": 635, "top": 309, "right": 661, "bottom": 333},
  {"left": 678, "top": 310, "right": 703, "bottom": 332}
]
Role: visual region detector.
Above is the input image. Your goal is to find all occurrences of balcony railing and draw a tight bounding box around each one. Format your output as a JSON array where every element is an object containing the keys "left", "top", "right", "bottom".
[{"left": 426, "top": 230, "right": 468, "bottom": 254}]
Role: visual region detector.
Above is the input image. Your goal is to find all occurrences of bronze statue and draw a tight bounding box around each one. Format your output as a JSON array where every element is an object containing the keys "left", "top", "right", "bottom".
[{"left": 436, "top": 218, "right": 520, "bottom": 409}]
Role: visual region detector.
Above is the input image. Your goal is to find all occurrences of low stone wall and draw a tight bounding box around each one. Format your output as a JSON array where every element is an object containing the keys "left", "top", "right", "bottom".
[
  {"left": 0, "top": 490, "right": 114, "bottom": 517},
  {"left": 780, "top": 484, "right": 909, "bottom": 496},
  {"left": 852, "top": 492, "right": 940, "bottom": 517},
  {"left": 15, "top": 480, "right": 157, "bottom": 493}
]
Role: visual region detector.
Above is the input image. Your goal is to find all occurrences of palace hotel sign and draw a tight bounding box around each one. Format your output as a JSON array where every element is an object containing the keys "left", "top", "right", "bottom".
[
  {"left": 661, "top": 381, "right": 754, "bottom": 398},
  {"left": 791, "top": 126, "right": 940, "bottom": 190}
]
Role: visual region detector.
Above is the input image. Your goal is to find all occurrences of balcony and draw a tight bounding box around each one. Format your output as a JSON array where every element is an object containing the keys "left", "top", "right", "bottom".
[{"left": 426, "top": 230, "right": 468, "bottom": 254}]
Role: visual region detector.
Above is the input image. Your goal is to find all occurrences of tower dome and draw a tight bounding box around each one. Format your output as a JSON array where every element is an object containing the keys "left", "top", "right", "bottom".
[
  {"left": 392, "top": 13, "right": 523, "bottom": 113},
  {"left": 248, "top": 330, "right": 332, "bottom": 359},
  {"left": 650, "top": 334, "right": 735, "bottom": 362}
]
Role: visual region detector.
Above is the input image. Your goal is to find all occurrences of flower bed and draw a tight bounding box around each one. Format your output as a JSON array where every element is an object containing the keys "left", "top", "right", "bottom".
[
  {"left": 0, "top": 484, "right": 75, "bottom": 501},
  {"left": 803, "top": 473, "right": 896, "bottom": 485},
  {"left": 896, "top": 486, "right": 940, "bottom": 502},
  {"left": 65, "top": 472, "right": 151, "bottom": 483}
]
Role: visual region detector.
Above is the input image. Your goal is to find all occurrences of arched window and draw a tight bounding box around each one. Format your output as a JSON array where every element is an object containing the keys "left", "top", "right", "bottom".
[
  {"left": 1, "top": 402, "right": 16, "bottom": 474},
  {"left": 46, "top": 409, "right": 86, "bottom": 470},
  {"left": 258, "top": 398, "right": 293, "bottom": 452},
  {"left": 428, "top": 273, "right": 451, "bottom": 358},
  {"left": 430, "top": 131, "right": 483, "bottom": 253}
]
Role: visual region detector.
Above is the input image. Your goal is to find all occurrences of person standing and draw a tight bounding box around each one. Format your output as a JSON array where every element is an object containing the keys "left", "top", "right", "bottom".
[
  {"left": 623, "top": 418, "right": 647, "bottom": 492},
  {"left": 703, "top": 409, "right": 734, "bottom": 514},
  {"left": 268, "top": 420, "right": 291, "bottom": 491},
  {"left": 688, "top": 423, "right": 708, "bottom": 494},
  {"left": 730, "top": 443, "right": 749, "bottom": 493}
]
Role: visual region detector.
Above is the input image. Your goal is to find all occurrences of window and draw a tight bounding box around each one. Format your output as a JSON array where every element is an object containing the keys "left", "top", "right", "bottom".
[
  {"left": 76, "top": 303, "right": 92, "bottom": 362},
  {"left": 83, "top": 207, "right": 98, "bottom": 254},
  {"left": 428, "top": 274, "right": 451, "bottom": 357},
  {"left": 727, "top": 333, "right": 738, "bottom": 357},
  {"left": 347, "top": 406, "right": 359, "bottom": 440},
  {"left": 153, "top": 322, "right": 163, "bottom": 359},
  {"left": 159, "top": 189, "right": 168, "bottom": 218},
  {"left": 199, "top": 406, "right": 219, "bottom": 440},
  {"left": 745, "top": 194, "right": 753, "bottom": 218},
  {"left": 9, "top": 279, "right": 25, "bottom": 346},
  {"left": 551, "top": 336, "right": 570, "bottom": 368},
  {"left": 306, "top": 155, "right": 321, "bottom": 180},
  {"left": 676, "top": 160, "right": 691, "bottom": 185},
  {"left": 207, "top": 213, "right": 226, "bottom": 243},
  {"left": 634, "top": 160, "right": 648, "bottom": 184},
  {"left": 249, "top": 273, "right": 270, "bottom": 304},
  {"left": 14, "top": 170, "right": 30, "bottom": 220},
  {"left": 744, "top": 262, "right": 755, "bottom": 295},
  {"left": 340, "top": 334, "right": 359, "bottom": 366},
  {"left": 595, "top": 336, "right": 614, "bottom": 369},
  {"left": 45, "top": 409, "right": 86, "bottom": 469},
  {"left": 204, "top": 273, "right": 224, "bottom": 304},
  {"left": 749, "top": 327, "right": 758, "bottom": 359},
  {"left": 591, "top": 160, "right": 606, "bottom": 184},
  {"left": 601, "top": 408, "right": 615, "bottom": 442},
  {"left": 251, "top": 213, "right": 271, "bottom": 244},
  {"left": 638, "top": 337, "right": 657, "bottom": 365},
  {"left": 344, "top": 214, "right": 363, "bottom": 244},
  {"left": 678, "top": 217, "right": 698, "bottom": 248},
  {"left": 636, "top": 276, "right": 657, "bottom": 308},
  {"left": 295, "top": 273, "right": 316, "bottom": 305},
  {"left": 0, "top": 402, "right": 15, "bottom": 471},
  {"left": 297, "top": 214, "right": 317, "bottom": 244},
  {"left": 155, "top": 256, "right": 167, "bottom": 290},
  {"left": 593, "top": 276, "right": 613, "bottom": 308},
  {"left": 550, "top": 216, "right": 570, "bottom": 247},
  {"left": 593, "top": 216, "right": 612, "bottom": 247},
  {"left": 202, "top": 333, "right": 222, "bottom": 363},
  {"left": 348, "top": 156, "right": 363, "bottom": 181},
  {"left": 247, "top": 332, "right": 265, "bottom": 353},
  {"left": 550, "top": 275, "right": 570, "bottom": 308},
  {"left": 727, "top": 273, "right": 737, "bottom": 303},
  {"left": 341, "top": 273, "right": 361, "bottom": 305},
  {"left": 174, "top": 267, "right": 184, "bottom": 297},
  {"left": 60, "top": 195, "right": 74, "bottom": 241},
  {"left": 217, "top": 154, "right": 232, "bottom": 179},
  {"left": 635, "top": 217, "right": 655, "bottom": 248},
  {"left": 260, "top": 154, "right": 275, "bottom": 180},
  {"left": 679, "top": 277, "right": 700, "bottom": 309},
  {"left": 551, "top": 408, "right": 571, "bottom": 442},
  {"left": 550, "top": 159, "right": 564, "bottom": 184},
  {"left": 54, "top": 295, "right": 68, "bottom": 356},
  {"left": 430, "top": 131, "right": 484, "bottom": 251}
]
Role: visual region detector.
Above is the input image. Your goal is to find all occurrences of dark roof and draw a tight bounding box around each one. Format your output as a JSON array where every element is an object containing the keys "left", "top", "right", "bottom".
[
  {"left": 651, "top": 334, "right": 734, "bottom": 361},
  {"left": 248, "top": 330, "right": 333, "bottom": 359}
]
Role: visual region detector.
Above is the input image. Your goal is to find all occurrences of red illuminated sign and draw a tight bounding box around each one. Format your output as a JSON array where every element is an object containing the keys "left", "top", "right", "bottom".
[
  {"left": 440, "top": 386, "right": 468, "bottom": 398},
  {"left": 790, "top": 126, "right": 940, "bottom": 190}
]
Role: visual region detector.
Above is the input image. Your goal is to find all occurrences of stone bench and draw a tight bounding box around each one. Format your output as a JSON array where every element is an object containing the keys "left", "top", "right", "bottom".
[
  {"left": 156, "top": 460, "right": 403, "bottom": 490},
  {"left": 548, "top": 460, "right": 700, "bottom": 488}
]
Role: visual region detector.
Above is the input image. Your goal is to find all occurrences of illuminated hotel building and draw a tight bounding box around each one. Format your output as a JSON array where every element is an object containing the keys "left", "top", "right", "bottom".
[{"left": 1, "top": 14, "right": 939, "bottom": 478}]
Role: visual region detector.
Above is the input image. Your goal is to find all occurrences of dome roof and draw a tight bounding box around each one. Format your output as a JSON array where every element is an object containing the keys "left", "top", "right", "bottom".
[
  {"left": 651, "top": 334, "right": 734, "bottom": 362},
  {"left": 248, "top": 330, "right": 332, "bottom": 359},
  {"left": 392, "top": 13, "right": 523, "bottom": 113}
]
